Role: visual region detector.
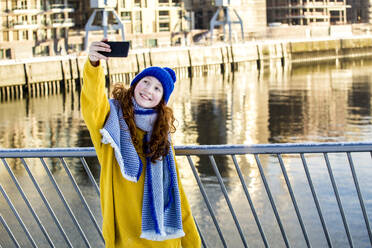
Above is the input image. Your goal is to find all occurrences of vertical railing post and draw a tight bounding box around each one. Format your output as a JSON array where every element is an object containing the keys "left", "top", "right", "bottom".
[
  {"left": 277, "top": 154, "right": 310, "bottom": 247},
  {"left": 1, "top": 144, "right": 372, "bottom": 248},
  {"left": 0, "top": 214, "right": 20, "bottom": 248},
  {"left": 59, "top": 158, "right": 104, "bottom": 242},
  {"left": 186, "top": 155, "right": 227, "bottom": 248},
  {"left": 19, "top": 158, "right": 73, "bottom": 248},
  {"left": 1, "top": 158, "right": 55, "bottom": 247},
  {"left": 300, "top": 153, "right": 332, "bottom": 247},
  {"left": 194, "top": 216, "right": 208, "bottom": 248},
  {"left": 0, "top": 185, "right": 37, "bottom": 248},
  {"left": 80, "top": 157, "right": 100, "bottom": 197},
  {"left": 208, "top": 155, "right": 248, "bottom": 248},
  {"left": 323, "top": 153, "right": 354, "bottom": 247},
  {"left": 231, "top": 154, "right": 269, "bottom": 248},
  {"left": 346, "top": 152, "right": 372, "bottom": 246},
  {"left": 254, "top": 154, "right": 290, "bottom": 248},
  {"left": 39, "top": 158, "right": 91, "bottom": 247}
]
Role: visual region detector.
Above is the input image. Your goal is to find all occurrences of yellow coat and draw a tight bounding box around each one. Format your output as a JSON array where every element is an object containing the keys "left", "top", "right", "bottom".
[{"left": 81, "top": 60, "right": 201, "bottom": 248}]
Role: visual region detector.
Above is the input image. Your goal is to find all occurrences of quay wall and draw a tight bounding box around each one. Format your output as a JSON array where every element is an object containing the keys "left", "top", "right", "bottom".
[{"left": 1, "top": 36, "right": 372, "bottom": 100}]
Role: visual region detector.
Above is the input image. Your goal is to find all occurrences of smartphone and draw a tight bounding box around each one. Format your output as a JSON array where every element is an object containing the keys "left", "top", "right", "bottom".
[{"left": 99, "top": 41, "right": 130, "bottom": 57}]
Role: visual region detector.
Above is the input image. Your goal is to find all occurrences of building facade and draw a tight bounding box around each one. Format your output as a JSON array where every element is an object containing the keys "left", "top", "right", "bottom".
[
  {"left": 347, "top": 0, "right": 372, "bottom": 23},
  {"left": 0, "top": 0, "right": 187, "bottom": 59},
  {"left": 71, "top": 0, "right": 188, "bottom": 50},
  {"left": 267, "top": 0, "right": 351, "bottom": 25},
  {"left": 2, "top": 0, "right": 372, "bottom": 59},
  {"left": 0, "top": 0, "right": 74, "bottom": 59},
  {"left": 185, "top": 0, "right": 266, "bottom": 38}
]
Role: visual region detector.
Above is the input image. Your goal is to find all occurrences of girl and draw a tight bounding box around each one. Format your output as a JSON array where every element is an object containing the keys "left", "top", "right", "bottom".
[{"left": 81, "top": 40, "right": 201, "bottom": 248}]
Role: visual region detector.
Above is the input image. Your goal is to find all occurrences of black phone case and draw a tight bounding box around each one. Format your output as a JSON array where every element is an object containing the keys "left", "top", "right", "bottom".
[{"left": 100, "top": 41, "right": 130, "bottom": 57}]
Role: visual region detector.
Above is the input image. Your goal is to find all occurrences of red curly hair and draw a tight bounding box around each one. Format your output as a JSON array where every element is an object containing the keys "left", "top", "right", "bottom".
[{"left": 111, "top": 82, "right": 176, "bottom": 163}]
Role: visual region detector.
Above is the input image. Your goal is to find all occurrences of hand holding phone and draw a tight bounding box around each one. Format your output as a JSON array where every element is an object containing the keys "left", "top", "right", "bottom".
[{"left": 99, "top": 41, "right": 130, "bottom": 57}]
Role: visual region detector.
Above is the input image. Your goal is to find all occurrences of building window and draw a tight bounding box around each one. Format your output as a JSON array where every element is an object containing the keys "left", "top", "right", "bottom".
[
  {"left": 12, "top": 0, "right": 27, "bottom": 10},
  {"left": 33, "top": 45, "right": 50, "bottom": 56},
  {"left": 31, "top": 15, "right": 37, "bottom": 24},
  {"left": 134, "top": 11, "right": 141, "bottom": 21},
  {"left": 60, "top": 28, "right": 66, "bottom": 38},
  {"left": 68, "top": 43, "right": 84, "bottom": 52},
  {"left": 21, "top": 0, "right": 27, "bottom": 9},
  {"left": 172, "top": 0, "right": 181, "bottom": 6},
  {"left": 1, "top": 2, "right": 7, "bottom": 11},
  {"left": 196, "top": 10, "right": 203, "bottom": 29},
  {"left": 13, "top": 31, "right": 19, "bottom": 40},
  {"left": 120, "top": 0, "right": 125, "bottom": 8},
  {"left": 147, "top": 39, "right": 157, "bottom": 47},
  {"left": 135, "top": 23, "right": 142, "bottom": 33},
  {"left": 134, "top": 0, "right": 141, "bottom": 7},
  {"left": 3, "top": 31, "right": 9, "bottom": 41},
  {"left": 134, "top": 11, "right": 142, "bottom": 33},
  {"left": 52, "top": 29, "right": 57, "bottom": 38},
  {"left": 22, "top": 30, "right": 28, "bottom": 40},
  {"left": 40, "top": 29, "right": 47, "bottom": 40},
  {"left": 0, "top": 48, "right": 11, "bottom": 59},
  {"left": 159, "top": 0, "right": 169, "bottom": 6},
  {"left": 159, "top": 10, "right": 170, "bottom": 21},
  {"left": 159, "top": 22, "right": 170, "bottom": 31},
  {"left": 207, "top": 10, "right": 213, "bottom": 20},
  {"left": 30, "top": 0, "right": 37, "bottom": 9},
  {"left": 121, "top": 11, "right": 131, "bottom": 21}
]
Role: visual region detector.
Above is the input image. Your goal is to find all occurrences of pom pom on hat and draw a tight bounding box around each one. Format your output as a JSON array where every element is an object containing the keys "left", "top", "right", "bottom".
[{"left": 131, "top": 66, "right": 176, "bottom": 103}]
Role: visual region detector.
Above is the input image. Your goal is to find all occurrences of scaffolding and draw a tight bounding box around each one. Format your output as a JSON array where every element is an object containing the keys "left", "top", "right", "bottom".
[{"left": 267, "top": 0, "right": 351, "bottom": 25}]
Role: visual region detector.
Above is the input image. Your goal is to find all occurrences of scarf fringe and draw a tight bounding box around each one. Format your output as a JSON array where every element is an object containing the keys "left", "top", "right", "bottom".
[
  {"left": 140, "top": 229, "right": 185, "bottom": 241},
  {"left": 100, "top": 128, "right": 138, "bottom": 182}
]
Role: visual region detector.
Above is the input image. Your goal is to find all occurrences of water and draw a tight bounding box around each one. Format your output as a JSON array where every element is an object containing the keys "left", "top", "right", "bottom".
[{"left": 1, "top": 59, "right": 372, "bottom": 247}]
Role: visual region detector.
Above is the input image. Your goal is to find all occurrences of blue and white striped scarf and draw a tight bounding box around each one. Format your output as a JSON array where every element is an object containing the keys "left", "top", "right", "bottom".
[{"left": 100, "top": 98, "right": 184, "bottom": 241}]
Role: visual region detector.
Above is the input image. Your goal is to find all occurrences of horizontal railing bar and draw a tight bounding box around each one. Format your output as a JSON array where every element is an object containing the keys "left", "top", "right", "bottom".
[
  {"left": 1, "top": 142, "right": 372, "bottom": 157},
  {"left": 0, "top": 147, "right": 97, "bottom": 158},
  {"left": 176, "top": 142, "right": 372, "bottom": 155},
  {"left": 1, "top": 142, "right": 372, "bottom": 248}
]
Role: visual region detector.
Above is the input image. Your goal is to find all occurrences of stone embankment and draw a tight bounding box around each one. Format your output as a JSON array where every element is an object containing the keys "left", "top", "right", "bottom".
[{"left": 1, "top": 36, "right": 372, "bottom": 100}]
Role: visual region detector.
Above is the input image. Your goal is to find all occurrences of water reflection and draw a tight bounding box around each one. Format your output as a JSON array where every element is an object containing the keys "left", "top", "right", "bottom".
[
  {"left": 2, "top": 58, "right": 372, "bottom": 246},
  {"left": 1, "top": 59, "right": 372, "bottom": 171}
]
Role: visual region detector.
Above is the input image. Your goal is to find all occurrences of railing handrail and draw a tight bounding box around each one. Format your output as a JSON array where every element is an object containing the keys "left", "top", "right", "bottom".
[
  {"left": 1, "top": 141, "right": 372, "bottom": 157},
  {"left": 1, "top": 142, "right": 372, "bottom": 247}
]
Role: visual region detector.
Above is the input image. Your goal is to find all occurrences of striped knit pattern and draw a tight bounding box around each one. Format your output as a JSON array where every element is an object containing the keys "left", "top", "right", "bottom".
[{"left": 100, "top": 99, "right": 184, "bottom": 241}]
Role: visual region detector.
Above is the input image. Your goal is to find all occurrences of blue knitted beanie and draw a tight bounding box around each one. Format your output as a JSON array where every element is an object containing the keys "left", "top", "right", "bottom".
[{"left": 131, "top": 67, "right": 176, "bottom": 103}]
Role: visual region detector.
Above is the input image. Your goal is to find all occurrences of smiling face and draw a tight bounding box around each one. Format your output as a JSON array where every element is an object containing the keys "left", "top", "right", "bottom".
[{"left": 134, "top": 76, "right": 164, "bottom": 109}]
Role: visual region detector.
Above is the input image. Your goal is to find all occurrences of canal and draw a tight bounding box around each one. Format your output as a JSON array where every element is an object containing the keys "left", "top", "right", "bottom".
[{"left": 1, "top": 58, "right": 372, "bottom": 247}]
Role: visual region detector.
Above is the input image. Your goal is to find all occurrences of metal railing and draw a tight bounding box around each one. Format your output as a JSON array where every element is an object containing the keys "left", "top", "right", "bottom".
[{"left": 0, "top": 142, "right": 371, "bottom": 247}]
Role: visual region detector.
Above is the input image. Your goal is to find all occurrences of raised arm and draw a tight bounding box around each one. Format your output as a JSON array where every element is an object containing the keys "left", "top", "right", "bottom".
[{"left": 81, "top": 40, "right": 111, "bottom": 150}]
